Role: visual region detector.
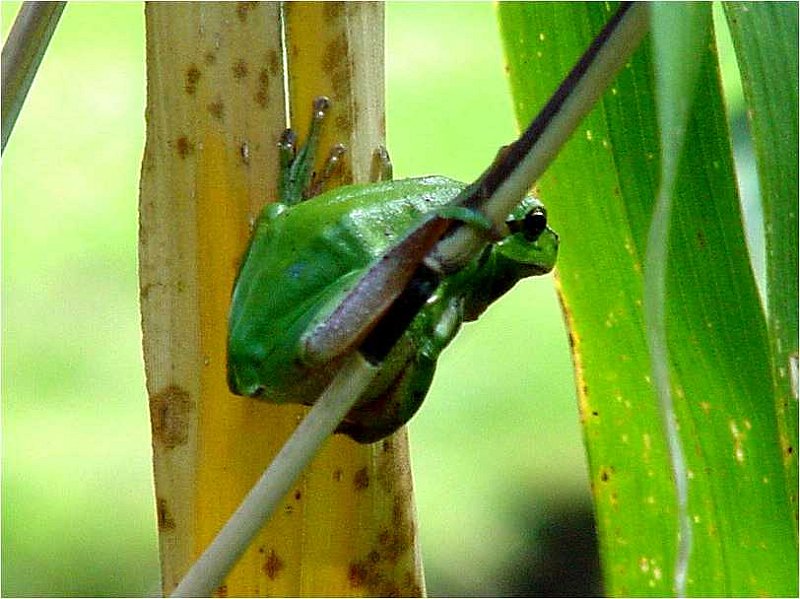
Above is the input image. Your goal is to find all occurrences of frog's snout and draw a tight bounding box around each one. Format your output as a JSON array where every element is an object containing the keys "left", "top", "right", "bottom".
[{"left": 227, "top": 352, "right": 264, "bottom": 397}]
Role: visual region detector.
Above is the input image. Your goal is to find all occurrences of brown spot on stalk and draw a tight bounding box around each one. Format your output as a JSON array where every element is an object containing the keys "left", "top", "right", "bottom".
[
  {"left": 185, "top": 65, "right": 201, "bottom": 94},
  {"left": 149, "top": 385, "right": 194, "bottom": 447},
  {"left": 262, "top": 549, "right": 284, "bottom": 579},
  {"left": 353, "top": 466, "right": 370, "bottom": 490},
  {"left": 232, "top": 59, "right": 249, "bottom": 79},
  {"left": 174, "top": 136, "right": 194, "bottom": 159}
]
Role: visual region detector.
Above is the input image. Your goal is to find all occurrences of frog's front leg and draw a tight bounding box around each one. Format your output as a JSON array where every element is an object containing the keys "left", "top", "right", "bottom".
[{"left": 278, "top": 96, "right": 346, "bottom": 205}]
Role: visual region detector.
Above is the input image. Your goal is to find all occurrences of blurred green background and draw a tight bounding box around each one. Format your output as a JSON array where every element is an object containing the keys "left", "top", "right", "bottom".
[{"left": 2, "top": 2, "right": 754, "bottom": 597}]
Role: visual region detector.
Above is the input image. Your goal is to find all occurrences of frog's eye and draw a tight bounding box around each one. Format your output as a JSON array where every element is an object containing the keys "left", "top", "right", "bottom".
[{"left": 507, "top": 206, "right": 547, "bottom": 242}]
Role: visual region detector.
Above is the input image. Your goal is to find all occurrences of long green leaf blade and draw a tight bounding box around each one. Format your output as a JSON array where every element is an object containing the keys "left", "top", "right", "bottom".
[
  {"left": 724, "top": 0, "right": 799, "bottom": 529},
  {"left": 647, "top": 5, "right": 713, "bottom": 593},
  {"left": 498, "top": 2, "right": 797, "bottom": 594}
]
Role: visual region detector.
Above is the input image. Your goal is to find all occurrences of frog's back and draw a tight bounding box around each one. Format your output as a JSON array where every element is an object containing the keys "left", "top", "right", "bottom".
[
  {"left": 284, "top": 175, "right": 465, "bottom": 254},
  {"left": 228, "top": 175, "right": 465, "bottom": 396}
]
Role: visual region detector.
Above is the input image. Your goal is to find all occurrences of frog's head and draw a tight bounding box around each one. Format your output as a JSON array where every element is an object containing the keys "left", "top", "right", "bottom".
[
  {"left": 457, "top": 195, "right": 558, "bottom": 321},
  {"left": 496, "top": 194, "right": 559, "bottom": 275}
]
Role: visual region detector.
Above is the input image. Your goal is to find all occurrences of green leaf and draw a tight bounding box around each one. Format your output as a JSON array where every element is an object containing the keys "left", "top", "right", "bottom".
[
  {"left": 646, "top": 5, "right": 713, "bottom": 593},
  {"left": 498, "top": 2, "right": 798, "bottom": 595},
  {"left": 646, "top": 5, "right": 721, "bottom": 594},
  {"left": 724, "top": 0, "right": 799, "bottom": 528}
]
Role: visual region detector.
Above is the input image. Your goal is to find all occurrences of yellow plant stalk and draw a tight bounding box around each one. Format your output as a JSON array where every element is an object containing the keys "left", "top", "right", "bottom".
[{"left": 140, "top": 2, "right": 424, "bottom": 596}]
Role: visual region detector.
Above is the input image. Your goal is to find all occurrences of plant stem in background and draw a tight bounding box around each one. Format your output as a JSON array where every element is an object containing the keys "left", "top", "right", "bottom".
[
  {"left": 141, "top": 3, "right": 426, "bottom": 596},
  {"left": 1, "top": 1, "right": 65, "bottom": 152}
]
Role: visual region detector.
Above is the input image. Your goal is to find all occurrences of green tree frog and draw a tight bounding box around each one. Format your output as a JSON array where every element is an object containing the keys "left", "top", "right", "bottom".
[{"left": 227, "top": 98, "right": 559, "bottom": 443}]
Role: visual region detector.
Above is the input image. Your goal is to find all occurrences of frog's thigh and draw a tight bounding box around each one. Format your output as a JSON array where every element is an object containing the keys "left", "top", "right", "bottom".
[
  {"left": 336, "top": 351, "right": 437, "bottom": 444},
  {"left": 335, "top": 296, "right": 463, "bottom": 443},
  {"left": 296, "top": 268, "right": 365, "bottom": 364},
  {"left": 302, "top": 214, "right": 450, "bottom": 364}
]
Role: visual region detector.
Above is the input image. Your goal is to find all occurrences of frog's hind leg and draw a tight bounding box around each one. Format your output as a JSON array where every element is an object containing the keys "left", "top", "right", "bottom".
[
  {"left": 335, "top": 351, "right": 437, "bottom": 444},
  {"left": 279, "top": 96, "right": 347, "bottom": 205},
  {"left": 334, "top": 295, "right": 463, "bottom": 444},
  {"left": 370, "top": 146, "right": 393, "bottom": 182}
]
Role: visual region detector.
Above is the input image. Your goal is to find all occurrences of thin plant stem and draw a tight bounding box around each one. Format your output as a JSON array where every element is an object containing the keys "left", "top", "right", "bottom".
[
  {"left": 432, "top": 1, "right": 649, "bottom": 271},
  {"left": 1, "top": 1, "right": 66, "bottom": 153}
]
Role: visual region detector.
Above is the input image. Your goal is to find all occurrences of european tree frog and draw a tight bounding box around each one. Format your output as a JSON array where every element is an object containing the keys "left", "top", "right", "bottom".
[{"left": 227, "top": 98, "right": 559, "bottom": 443}]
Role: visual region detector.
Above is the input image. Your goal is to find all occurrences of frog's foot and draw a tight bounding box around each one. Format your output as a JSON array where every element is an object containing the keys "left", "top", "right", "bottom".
[
  {"left": 370, "top": 146, "right": 393, "bottom": 182},
  {"left": 279, "top": 96, "right": 349, "bottom": 205},
  {"left": 306, "top": 143, "right": 346, "bottom": 198},
  {"left": 433, "top": 203, "right": 512, "bottom": 245}
]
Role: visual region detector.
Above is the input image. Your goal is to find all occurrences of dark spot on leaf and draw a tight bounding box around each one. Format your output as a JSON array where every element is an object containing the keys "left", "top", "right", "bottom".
[
  {"left": 268, "top": 49, "right": 280, "bottom": 75},
  {"left": 232, "top": 59, "right": 249, "bottom": 79},
  {"left": 599, "top": 467, "right": 612, "bottom": 482},
  {"left": 149, "top": 385, "right": 194, "bottom": 447},
  {"left": 214, "top": 585, "right": 227, "bottom": 597},
  {"left": 294, "top": 489, "right": 302, "bottom": 500},
  {"left": 204, "top": 51, "right": 217, "bottom": 66},
  {"left": 255, "top": 68, "right": 269, "bottom": 107},
  {"left": 323, "top": 36, "right": 348, "bottom": 75},
  {"left": 333, "top": 468, "right": 343, "bottom": 482},
  {"left": 591, "top": 410, "right": 599, "bottom": 417},
  {"left": 348, "top": 562, "right": 367, "bottom": 588},
  {"left": 207, "top": 100, "right": 225, "bottom": 120},
  {"left": 156, "top": 497, "right": 175, "bottom": 531},
  {"left": 185, "top": 65, "right": 201, "bottom": 94},
  {"left": 175, "top": 136, "right": 195, "bottom": 159},
  {"left": 696, "top": 229, "right": 707, "bottom": 248},
  {"left": 236, "top": 2, "right": 258, "bottom": 22},
  {"left": 378, "top": 529, "right": 404, "bottom": 563},
  {"left": 324, "top": 2, "right": 343, "bottom": 20},
  {"left": 322, "top": 35, "right": 351, "bottom": 99},
  {"left": 392, "top": 497, "right": 405, "bottom": 526},
  {"left": 262, "top": 549, "right": 284, "bottom": 579},
  {"left": 353, "top": 467, "right": 370, "bottom": 490}
]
